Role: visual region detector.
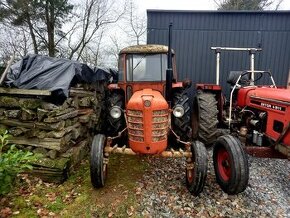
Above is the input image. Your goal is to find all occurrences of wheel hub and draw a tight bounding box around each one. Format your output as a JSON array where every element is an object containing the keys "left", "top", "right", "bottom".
[{"left": 217, "top": 148, "right": 231, "bottom": 181}]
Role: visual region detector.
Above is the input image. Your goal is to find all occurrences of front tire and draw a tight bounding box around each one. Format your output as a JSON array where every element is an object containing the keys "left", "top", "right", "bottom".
[
  {"left": 213, "top": 135, "right": 249, "bottom": 195},
  {"left": 90, "top": 134, "right": 107, "bottom": 188},
  {"left": 186, "top": 141, "right": 208, "bottom": 196}
]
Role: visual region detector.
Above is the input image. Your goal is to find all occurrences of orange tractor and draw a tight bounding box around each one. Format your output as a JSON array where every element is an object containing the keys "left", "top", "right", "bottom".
[{"left": 90, "top": 24, "right": 249, "bottom": 195}]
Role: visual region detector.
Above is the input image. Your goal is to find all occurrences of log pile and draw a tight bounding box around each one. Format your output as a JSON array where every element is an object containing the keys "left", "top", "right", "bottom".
[{"left": 0, "top": 87, "right": 102, "bottom": 183}]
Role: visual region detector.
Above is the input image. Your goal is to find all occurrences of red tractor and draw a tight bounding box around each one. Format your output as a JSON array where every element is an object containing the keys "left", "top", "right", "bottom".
[
  {"left": 90, "top": 25, "right": 249, "bottom": 195},
  {"left": 193, "top": 46, "right": 289, "bottom": 192}
]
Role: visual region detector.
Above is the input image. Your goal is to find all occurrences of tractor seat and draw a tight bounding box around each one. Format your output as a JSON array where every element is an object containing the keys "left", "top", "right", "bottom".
[{"left": 227, "top": 71, "right": 250, "bottom": 87}]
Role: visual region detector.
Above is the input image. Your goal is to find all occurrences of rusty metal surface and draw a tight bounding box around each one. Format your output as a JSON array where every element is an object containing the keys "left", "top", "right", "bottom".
[
  {"left": 104, "top": 146, "right": 191, "bottom": 158},
  {"left": 245, "top": 146, "right": 287, "bottom": 159},
  {"left": 119, "top": 44, "right": 174, "bottom": 54}
]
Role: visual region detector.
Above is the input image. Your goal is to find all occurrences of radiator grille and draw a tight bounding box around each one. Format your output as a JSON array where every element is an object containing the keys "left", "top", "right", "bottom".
[
  {"left": 127, "top": 110, "right": 144, "bottom": 142},
  {"left": 127, "top": 109, "right": 168, "bottom": 142},
  {"left": 152, "top": 110, "right": 168, "bottom": 142}
]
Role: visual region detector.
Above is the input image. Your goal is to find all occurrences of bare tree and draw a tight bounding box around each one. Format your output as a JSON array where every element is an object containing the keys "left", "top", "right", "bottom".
[
  {"left": 67, "top": 0, "right": 126, "bottom": 60},
  {"left": 103, "top": 35, "right": 124, "bottom": 67},
  {"left": 123, "top": 0, "right": 146, "bottom": 45},
  {"left": 214, "top": 0, "right": 284, "bottom": 10},
  {"left": 0, "top": 24, "right": 32, "bottom": 64},
  {"left": 274, "top": 0, "right": 284, "bottom": 10},
  {"left": 77, "top": 29, "right": 105, "bottom": 66}
]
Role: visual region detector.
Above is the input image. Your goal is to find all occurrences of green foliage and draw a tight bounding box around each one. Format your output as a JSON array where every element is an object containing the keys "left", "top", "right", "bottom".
[
  {"left": 0, "top": 0, "right": 73, "bottom": 27},
  {"left": 216, "top": 0, "right": 274, "bottom": 10},
  {"left": 0, "top": 0, "right": 74, "bottom": 56},
  {"left": 0, "top": 130, "right": 38, "bottom": 195}
]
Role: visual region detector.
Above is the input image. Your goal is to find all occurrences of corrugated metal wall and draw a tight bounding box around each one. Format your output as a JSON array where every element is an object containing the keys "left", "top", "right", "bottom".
[{"left": 147, "top": 10, "right": 290, "bottom": 96}]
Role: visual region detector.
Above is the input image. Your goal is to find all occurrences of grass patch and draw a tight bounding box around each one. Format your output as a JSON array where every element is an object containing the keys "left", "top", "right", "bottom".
[
  {"left": 46, "top": 197, "right": 65, "bottom": 212},
  {"left": 1, "top": 154, "right": 149, "bottom": 217}
]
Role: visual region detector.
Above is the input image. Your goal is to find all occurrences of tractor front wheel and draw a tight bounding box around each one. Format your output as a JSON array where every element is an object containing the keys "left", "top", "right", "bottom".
[
  {"left": 90, "top": 134, "right": 107, "bottom": 188},
  {"left": 213, "top": 135, "right": 249, "bottom": 195},
  {"left": 186, "top": 141, "right": 208, "bottom": 196}
]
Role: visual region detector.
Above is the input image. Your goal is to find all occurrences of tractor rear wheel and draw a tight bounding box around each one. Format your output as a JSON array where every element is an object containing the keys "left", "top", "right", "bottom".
[
  {"left": 90, "top": 134, "right": 107, "bottom": 188},
  {"left": 192, "top": 91, "right": 218, "bottom": 146},
  {"left": 172, "top": 89, "right": 191, "bottom": 140},
  {"left": 213, "top": 135, "right": 249, "bottom": 195},
  {"left": 186, "top": 141, "right": 208, "bottom": 196}
]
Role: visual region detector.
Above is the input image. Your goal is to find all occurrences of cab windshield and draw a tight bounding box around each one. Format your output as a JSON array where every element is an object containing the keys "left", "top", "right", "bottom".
[{"left": 126, "top": 54, "right": 167, "bottom": 81}]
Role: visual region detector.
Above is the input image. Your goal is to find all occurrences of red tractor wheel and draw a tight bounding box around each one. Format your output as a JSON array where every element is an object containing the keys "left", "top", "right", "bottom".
[
  {"left": 213, "top": 135, "right": 249, "bottom": 195},
  {"left": 90, "top": 134, "right": 107, "bottom": 188},
  {"left": 186, "top": 141, "right": 208, "bottom": 196}
]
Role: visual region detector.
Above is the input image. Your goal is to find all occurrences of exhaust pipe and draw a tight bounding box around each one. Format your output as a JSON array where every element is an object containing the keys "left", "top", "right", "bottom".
[{"left": 165, "top": 23, "right": 173, "bottom": 102}]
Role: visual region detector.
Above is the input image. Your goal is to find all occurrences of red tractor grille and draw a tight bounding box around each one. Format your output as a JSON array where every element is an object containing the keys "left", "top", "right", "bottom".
[
  {"left": 152, "top": 110, "right": 168, "bottom": 142},
  {"left": 127, "top": 110, "right": 144, "bottom": 142}
]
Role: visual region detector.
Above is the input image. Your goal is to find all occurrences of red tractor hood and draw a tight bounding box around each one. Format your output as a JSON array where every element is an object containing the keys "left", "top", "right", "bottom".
[{"left": 237, "top": 87, "right": 290, "bottom": 108}]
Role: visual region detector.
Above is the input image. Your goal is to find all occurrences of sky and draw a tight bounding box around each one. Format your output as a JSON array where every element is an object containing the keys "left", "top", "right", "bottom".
[
  {"left": 137, "top": 0, "right": 216, "bottom": 11},
  {"left": 135, "top": 0, "right": 290, "bottom": 11}
]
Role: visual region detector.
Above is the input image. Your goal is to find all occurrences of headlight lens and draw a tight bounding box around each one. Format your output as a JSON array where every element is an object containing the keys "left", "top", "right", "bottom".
[
  {"left": 110, "top": 106, "right": 122, "bottom": 119},
  {"left": 173, "top": 105, "right": 185, "bottom": 118}
]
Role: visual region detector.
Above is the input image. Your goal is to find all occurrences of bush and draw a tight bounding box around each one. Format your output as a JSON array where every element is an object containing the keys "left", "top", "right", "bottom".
[{"left": 0, "top": 130, "right": 38, "bottom": 195}]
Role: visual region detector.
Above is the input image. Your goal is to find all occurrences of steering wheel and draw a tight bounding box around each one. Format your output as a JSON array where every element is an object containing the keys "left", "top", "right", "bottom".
[{"left": 252, "top": 72, "right": 263, "bottom": 83}]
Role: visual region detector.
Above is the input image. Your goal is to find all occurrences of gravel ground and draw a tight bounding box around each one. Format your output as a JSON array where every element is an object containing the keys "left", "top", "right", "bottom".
[{"left": 135, "top": 151, "right": 290, "bottom": 217}]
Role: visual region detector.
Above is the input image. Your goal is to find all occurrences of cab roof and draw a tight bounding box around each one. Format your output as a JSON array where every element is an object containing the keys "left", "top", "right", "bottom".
[{"left": 119, "top": 44, "right": 174, "bottom": 55}]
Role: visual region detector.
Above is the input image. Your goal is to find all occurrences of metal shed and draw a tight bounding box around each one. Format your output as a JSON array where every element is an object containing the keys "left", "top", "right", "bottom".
[{"left": 147, "top": 10, "right": 290, "bottom": 96}]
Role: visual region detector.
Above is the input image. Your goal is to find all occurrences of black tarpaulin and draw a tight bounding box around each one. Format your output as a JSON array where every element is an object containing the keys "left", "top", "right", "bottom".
[{"left": 5, "top": 54, "right": 117, "bottom": 99}]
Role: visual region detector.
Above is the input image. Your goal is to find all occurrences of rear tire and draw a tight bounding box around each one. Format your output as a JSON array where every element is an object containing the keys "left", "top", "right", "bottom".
[
  {"left": 186, "top": 141, "right": 208, "bottom": 196},
  {"left": 172, "top": 89, "right": 191, "bottom": 140},
  {"left": 213, "top": 135, "right": 249, "bottom": 195},
  {"left": 90, "top": 134, "right": 107, "bottom": 188},
  {"left": 192, "top": 91, "right": 218, "bottom": 146}
]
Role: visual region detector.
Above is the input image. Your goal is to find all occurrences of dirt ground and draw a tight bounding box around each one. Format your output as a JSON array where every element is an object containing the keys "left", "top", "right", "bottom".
[
  {"left": 0, "top": 155, "right": 148, "bottom": 217},
  {"left": 0, "top": 153, "right": 289, "bottom": 218}
]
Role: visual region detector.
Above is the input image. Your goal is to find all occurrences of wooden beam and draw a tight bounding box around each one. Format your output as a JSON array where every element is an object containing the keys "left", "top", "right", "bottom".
[
  {"left": 8, "top": 137, "right": 63, "bottom": 151},
  {"left": 0, "top": 54, "right": 15, "bottom": 85},
  {"left": 0, "top": 96, "right": 42, "bottom": 109},
  {"left": 0, "top": 87, "right": 51, "bottom": 96},
  {"left": 8, "top": 134, "right": 72, "bottom": 151},
  {"left": 69, "top": 88, "right": 95, "bottom": 97},
  {"left": 0, "top": 119, "right": 65, "bottom": 130},
  {"left": 44, "top": 110, "right": 79, "bottom": 123}
]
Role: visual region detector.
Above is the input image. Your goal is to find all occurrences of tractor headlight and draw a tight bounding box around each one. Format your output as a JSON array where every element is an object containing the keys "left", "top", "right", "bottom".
[
  {"left": 173, "top": 105, "right": 185, "bottom": 118},
  {"left": 110, "top": 106, "right": 122, "bottom": 119}
]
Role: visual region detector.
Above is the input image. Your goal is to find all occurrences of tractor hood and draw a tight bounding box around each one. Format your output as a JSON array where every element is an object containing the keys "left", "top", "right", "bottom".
[
  {"left": 126, "top": 89, "right": 169, "bottom": 154},
  {"left": 249, "top": 87, "right": 290, "bottom": 103},
  {"left": 238, "top": 87, "right": 290, "bottom": 108}
]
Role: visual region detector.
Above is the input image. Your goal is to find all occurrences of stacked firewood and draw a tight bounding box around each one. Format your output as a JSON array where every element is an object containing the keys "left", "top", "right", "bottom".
[{"left": 0, "top": 87, "right": 102, "bottom": 183}]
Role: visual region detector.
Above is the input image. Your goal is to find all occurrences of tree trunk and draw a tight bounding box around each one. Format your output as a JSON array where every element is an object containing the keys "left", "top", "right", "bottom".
[
  {"left": 46, "top": 0, "right": 55, "bottom": 57},
  {"left": 26, "top": 14, "right": 38, "bottom": 54}
]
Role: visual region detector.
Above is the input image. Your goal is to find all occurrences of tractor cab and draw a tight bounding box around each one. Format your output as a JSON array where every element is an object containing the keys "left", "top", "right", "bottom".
[{"left": 116, "top": 44, "right": 179, "bottom": 102}]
